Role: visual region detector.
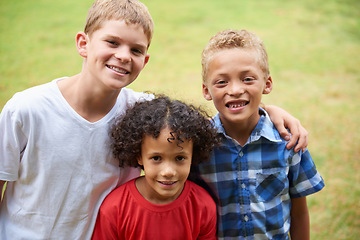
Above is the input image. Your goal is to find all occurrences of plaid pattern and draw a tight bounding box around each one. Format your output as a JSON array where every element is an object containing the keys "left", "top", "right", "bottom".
[{"left": 199, "top": 109, "right": 324, "bottom": 240}]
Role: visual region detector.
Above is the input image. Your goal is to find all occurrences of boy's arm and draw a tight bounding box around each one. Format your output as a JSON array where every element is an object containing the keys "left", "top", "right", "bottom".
[
  {"left": 92, "top": 207, "right": 120, "bottom": 240},
  {"left": 290, "top": 197, "right": 310, "bottom": 240},
  {"left": 265, "top": 105, "right": 308, "bottom": 152}
]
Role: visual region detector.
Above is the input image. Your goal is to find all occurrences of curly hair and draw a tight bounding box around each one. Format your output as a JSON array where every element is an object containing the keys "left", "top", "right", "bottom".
[{"left": 111, "top": 95, "right": 220, "bottom": 168}]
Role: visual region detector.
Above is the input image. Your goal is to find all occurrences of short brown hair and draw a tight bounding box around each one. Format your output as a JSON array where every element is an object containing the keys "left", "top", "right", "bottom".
[
  {"left": 201, "top": 29, "right": 269, "bottom": 82},
  {"left": 84, "top": 0, "right": 154, "bottom": 47}
]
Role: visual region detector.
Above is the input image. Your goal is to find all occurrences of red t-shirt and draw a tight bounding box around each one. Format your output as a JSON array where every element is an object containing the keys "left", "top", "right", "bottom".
[{"left": 92, "top": 178, "right": 217, "bottom": 240}]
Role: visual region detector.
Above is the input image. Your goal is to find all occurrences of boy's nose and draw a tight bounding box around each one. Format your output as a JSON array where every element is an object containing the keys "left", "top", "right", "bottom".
[
  {"left": 160, "top": 163, "right": 176, "bottom": 178},
  {"left": 114, "top": 47, "right": 131, "bottom": 63},
  {"left": 228, "top": 81, "right": 245, "bottom": 96}
]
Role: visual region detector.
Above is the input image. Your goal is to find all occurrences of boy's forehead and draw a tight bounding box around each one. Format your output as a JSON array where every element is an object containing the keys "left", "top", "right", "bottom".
[
  {"left": 204, "top": 48, "right": 265, "bottom": 79},
  {"left": 216, "top": 47, "right": 257, "bottom": 56},
  {"left": 142, "top": 130, "right": 193, "bottom": 152},
  {"left": 210, "top": 48, "right": 259, "bottom": 66},
  {"left": 92, "top": 19, "right": 149, "bottom": 46},
  {"left": 97, "top": 18, "right": 145, "bottom": 33}
]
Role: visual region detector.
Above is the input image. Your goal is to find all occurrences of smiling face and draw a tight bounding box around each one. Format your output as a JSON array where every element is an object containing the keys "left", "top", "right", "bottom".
[
  {"left": 136, "top": 127, "right": 193, "bottom": 205},
  {"left": 77, "top": 20, "right": 149, "bottom": 91},
  {"left": 203, "top": 48, "right": 272, "bottom": 133}
]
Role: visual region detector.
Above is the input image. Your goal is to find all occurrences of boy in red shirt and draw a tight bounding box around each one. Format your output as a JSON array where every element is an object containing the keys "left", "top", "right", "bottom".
[{"left": 92, "top": 96, "right": 220, "bottom": 239}]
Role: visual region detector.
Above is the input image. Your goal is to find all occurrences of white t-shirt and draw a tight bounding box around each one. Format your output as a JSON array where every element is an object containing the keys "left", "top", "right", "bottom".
[{"left": 0, "top": 78, "right": 152, "bottom": 239}]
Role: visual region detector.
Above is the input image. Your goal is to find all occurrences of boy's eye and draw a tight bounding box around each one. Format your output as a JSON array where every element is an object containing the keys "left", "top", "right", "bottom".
[
  {"left": 151, "top": 156, "right": 161, "bottom": 161},
  {"left": 215, "top": 80, "right": 227, "bottom": 85},
  {"left": 132, "top": 48, "right": 143, "bottom": 55},
  {"left": 106, "top": 40, "right": 118, "bottom": 46},
  {"left": 175, "top": 156, "right": 186, "bottom": 162},
  {"left": 244, "top": 77, "right": 254, "bottom": 82}
]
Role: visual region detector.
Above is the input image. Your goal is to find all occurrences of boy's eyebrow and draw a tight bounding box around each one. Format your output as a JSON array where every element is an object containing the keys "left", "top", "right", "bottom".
[
  {"left": 104, "top": 34, "right": 148, "bottom": 48},
  {"left": 148, "top": 151, "right": 161, "bottom": 155},
  {"left": 209, "top": 72, "right": 229, "bottom": 81},
  {"left": 214, "top": 69, "right": 257, "bottom": 77}
]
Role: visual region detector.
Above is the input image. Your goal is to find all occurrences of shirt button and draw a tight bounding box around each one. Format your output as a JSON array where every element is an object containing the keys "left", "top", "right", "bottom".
[
  {"left": 241, "top": 183, "right": 246, "bottom": 189},
  {"left": 239, "top": 151, "right": 243, "bottom": 157},
  {"left": 244, "top": 215, "right": 249, "bottom": 222}
]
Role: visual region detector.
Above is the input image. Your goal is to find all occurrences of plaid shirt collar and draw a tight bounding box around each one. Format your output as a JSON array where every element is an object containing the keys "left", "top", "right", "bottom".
[{"left": 212, "top": 107, "right": 283, "bottom": 147}]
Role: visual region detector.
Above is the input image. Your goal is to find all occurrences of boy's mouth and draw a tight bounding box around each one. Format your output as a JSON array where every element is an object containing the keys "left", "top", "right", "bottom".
[
  {"left": 106, "top": 65, "right": 129, "bottom": 74},
  {"left": 226, "top": 101, "right": 248, "bottom": 109},
  {"left": 158, "top": 181, "right": 178, "bottom": 186}
]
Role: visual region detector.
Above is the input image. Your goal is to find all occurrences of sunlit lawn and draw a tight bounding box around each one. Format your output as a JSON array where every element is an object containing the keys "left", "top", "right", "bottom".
[{"left": 1, "top": 0, "right": 359, "bottom": 239}]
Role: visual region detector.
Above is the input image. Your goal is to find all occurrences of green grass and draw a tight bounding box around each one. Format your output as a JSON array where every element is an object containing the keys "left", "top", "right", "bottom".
[{"left": 1, "top": 0, "right": 359, "bottom": 238}]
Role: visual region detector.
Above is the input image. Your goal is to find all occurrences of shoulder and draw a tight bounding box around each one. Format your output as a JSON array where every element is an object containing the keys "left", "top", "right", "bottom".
[
  {"left": 8, "top": 81, "right": 56, "bottom": 105},
  {"left": 188, "top": 181, "right": 211, "bottom": 194},
  {"left": 1, "top": 80, "right": 60, "bottom": 119},
  {"left": 187, "top": 181, "right": 216, "bottom": 209},
  {"left": 115, "top": 88, "right": 154, "bottom": 116},
  {"left": 212, "top": 114, "right": 223, "bottom": 130},
  {"left": 249, "top": 109, "right": 302, "bottom": 164},
  {"left": 104, "top": 179, "right": 133, "bottom": 201},
  {"left": 99, "top": 180, "right": 135, "bottom": 212},
  {"left": 256, "top": 108, "right": 290, "bottom": 146},
  {"left": 186, "top": 181, "right": 217, "bottom": 233},
  {"left": 118, "top": 88, "right": 154, "bottom": 103}
]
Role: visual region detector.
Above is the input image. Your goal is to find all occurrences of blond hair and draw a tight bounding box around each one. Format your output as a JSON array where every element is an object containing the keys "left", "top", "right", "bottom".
[
  {"left": 84, "top": 0, "right": 154, "bottom": 47},
  {"left": 201, "top": 29, "right": 269, "bottom": 82}
]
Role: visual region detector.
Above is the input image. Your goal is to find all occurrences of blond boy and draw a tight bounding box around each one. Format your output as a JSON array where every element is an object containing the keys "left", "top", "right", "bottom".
[
  {"left": 199, "top": 29, "right": 324, "bottom": 239},
  {"left": 0, "top": 0, "right": 153, "bottom": 239}
]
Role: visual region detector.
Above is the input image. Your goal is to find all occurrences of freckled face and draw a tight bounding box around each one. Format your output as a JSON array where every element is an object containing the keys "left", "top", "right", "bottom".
[
  {"left": 202, "top": 48, "right": 272, "bottom": 129},
  {"left": 136, "top": 127, "right": 193, "bottom": 205},
  {"left": 81, "top": 20, "right": 149, "bottom": 91}
]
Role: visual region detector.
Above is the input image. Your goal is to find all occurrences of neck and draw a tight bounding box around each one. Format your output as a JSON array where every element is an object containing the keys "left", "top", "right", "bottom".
[
  {"left": 57, "top": 74, "right": 121, "bottom": 122},
  {"left": 220, "top": 113, "right": 260, "bottom": 146}
]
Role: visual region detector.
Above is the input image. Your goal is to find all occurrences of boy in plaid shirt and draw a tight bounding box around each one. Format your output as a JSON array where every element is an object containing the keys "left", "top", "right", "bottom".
[{"left": 199, "top": 29, "right": 324, "bottom": 240}]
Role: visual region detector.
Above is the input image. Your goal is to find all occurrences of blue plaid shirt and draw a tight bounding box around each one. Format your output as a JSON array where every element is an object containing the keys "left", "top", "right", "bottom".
[{"left": 199, "top": 109, "right": 324, "bottom": 240}]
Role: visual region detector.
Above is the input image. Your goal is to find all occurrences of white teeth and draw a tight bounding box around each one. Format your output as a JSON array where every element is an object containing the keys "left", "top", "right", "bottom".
[
  {"left": 229, "top": 103, "right": 246, "bottom": 108},
  {"left": 160, "top": 181, "right": 176, "bottom": 185},
  {"left": 108, "top": 65, "right": 128, "bottom": 74}
]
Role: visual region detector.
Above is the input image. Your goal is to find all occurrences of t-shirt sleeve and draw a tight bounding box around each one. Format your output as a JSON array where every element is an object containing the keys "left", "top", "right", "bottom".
[
  {"left": 198, "top": 212, "right": 217, "bottom": 240},
  {"left": 197, "top": 186, "right": 218, "bottom": 240},
  {"left": 91, "top": 195, "right": 123, "bottom": 240},
  {"left": 0, "top": 96, "right": 27, "bottom": 181}
]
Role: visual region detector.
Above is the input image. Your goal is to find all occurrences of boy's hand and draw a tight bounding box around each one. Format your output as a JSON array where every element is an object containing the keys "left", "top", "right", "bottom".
[{"left": 265, "top": 105, "right": 308, "bottom": 152}]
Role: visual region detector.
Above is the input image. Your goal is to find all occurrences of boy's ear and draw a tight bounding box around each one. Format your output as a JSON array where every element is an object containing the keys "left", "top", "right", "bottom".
[
  {"left": 202, "top": 83, "right": 212, "bottom": 101},
  {"left": 263, "top": 76, "right": 273, "bottom": 94},
  {"left": 75, "top": 32, "right": 88, "bottom": 58},
  {"left": 143, "top": 54, "right": 150, "bottom": 67},
  {"left": 137, "top": 156, "right": 143, "bottom": 166}
]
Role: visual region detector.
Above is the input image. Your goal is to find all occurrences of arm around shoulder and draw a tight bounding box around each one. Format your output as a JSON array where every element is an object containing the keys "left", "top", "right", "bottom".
[{"left": 265, "top": 105, "right": 308, "bottom": 152}]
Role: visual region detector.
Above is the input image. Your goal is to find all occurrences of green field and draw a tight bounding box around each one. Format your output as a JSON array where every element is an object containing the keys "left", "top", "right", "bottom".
[{"left": 1, "top": 0, "right": 359, "bottom": 238}]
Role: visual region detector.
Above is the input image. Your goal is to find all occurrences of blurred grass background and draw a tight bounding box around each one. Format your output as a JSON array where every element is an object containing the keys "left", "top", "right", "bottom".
[{"left": 1, "top": 0, "right": 359, "bottom": 239}]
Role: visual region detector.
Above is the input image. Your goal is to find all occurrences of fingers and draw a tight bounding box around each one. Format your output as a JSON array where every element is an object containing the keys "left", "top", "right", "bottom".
[
  {"left": 286, "top": 131, "right": 299, "bottom": 151},
  {"left": 295, "top": 126, "right": 308, "bottom": 152},
  {"left": 286, "top": 124, "right": 309, "bottom": 152},
  {"left": 265, "top": 104, "right": 309, "bottom": 152},
  {"left": 277, "top": 122, "right": 291, "bottom": 141},
  {"left": 274, "top": 118, "right": 305, "bottom": 152}
]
